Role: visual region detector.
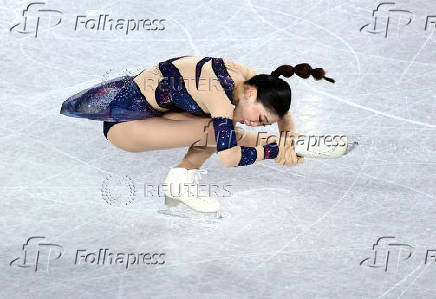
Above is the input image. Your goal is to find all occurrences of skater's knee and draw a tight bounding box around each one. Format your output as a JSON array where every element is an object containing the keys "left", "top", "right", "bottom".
[
  {"left": 217, "top": 147, "right": 239, "bottom": 168},
  {"left": 189, "top": 119, "right": 216, "bottom": 147},
  {"left": 107, "top": 135, "right": 154, "bottom": 152}
]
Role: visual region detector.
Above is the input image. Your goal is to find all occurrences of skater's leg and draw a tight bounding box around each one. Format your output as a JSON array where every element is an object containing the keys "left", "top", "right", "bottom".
[
  {"left": 175, "top": 145, "right": 216, "bottom": 169},
  {"left": 107, "top": 111, "right": 279, "bottom": 154},
  {"left": 106, "top": 116, "right": 217, "bottom": 152},
  {"left": 160, "top": 111, "right": 209, "bottom": 121},
  {"left": 161, "top": 111, "right": 216, "bottom": 170}
]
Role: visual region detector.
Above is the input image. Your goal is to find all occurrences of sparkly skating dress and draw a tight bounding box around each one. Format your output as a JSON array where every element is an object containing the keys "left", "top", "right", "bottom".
[{"left": 60, "top": 56, "right": 279, "bottom": 166}]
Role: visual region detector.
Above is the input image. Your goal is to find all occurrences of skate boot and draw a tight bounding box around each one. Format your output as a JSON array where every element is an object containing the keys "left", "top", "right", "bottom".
[
  {"left": 160, "top": 167, "right": 221, "bottom": 219},
  {"left": 294, "top": 134, "right": 355, "bottom": 158}
]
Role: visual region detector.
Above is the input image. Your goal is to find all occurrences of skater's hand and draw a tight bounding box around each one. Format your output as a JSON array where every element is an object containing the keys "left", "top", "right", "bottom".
[
  {"left": 277, "top": 112, "right": 296, "bottom": 136},
  {"left": 273, "top": 132, "right": 304, "bottom": 166}
]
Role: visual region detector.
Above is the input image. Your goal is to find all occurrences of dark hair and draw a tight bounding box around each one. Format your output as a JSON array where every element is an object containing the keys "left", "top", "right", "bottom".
[{"left": 244, "top": 63, "right": 335, "bottom": 119}]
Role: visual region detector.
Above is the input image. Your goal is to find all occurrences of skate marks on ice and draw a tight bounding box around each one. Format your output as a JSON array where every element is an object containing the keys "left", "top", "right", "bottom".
[
  {"left": 156, "top": 202, "right": 231, "bottom": 226},
  {"left": 154, "top": 174, "right": 317, "bottom": 229},
  {"left": 155, "top": 186, "right": 301, "bottom": 227}
]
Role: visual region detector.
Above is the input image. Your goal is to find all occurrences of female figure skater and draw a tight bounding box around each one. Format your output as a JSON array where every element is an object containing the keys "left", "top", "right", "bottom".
[{"left": 60, "top": 56, "right": 335, "bottom": 214}]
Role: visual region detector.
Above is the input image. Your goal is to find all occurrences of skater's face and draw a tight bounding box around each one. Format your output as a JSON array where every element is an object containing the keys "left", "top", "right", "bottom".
[{"left": 235, "top": 85, "right": 280, "bottom": 127}]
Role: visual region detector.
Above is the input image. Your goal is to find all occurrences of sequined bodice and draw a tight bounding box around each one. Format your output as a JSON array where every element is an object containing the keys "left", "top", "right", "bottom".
[{"left": 154, "top": 56, "right": 235, "bottom": 115}]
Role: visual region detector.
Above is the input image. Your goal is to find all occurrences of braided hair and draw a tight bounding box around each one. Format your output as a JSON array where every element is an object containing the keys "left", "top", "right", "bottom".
[
  {"left": 244, "top": 63, "right": 335, "bottom": 118},
  {"left": 270, "top": 63, "right": 335, "bottom": 83}
]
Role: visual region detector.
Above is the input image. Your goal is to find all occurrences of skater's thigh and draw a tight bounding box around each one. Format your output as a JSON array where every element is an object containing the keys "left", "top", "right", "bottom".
[
  {"left": 107, "top": 117, "right": 217, "bottom": 152},
  {"left": 161, "top": 111, "right": 210, "bottom": 121}
]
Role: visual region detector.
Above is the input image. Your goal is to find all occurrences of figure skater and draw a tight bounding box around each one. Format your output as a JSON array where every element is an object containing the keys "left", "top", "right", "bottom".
[{"left": 60, "top": 56, "right": 335, "bottom": 214}]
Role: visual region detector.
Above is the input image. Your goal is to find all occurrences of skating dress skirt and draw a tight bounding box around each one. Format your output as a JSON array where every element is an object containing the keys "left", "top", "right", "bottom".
[{"left": 59, "top": 75, "right": 164, "bottom": 122}]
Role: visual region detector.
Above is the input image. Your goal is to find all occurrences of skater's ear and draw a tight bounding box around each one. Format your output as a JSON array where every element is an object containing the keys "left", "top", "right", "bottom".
[
  {"left": 243, "top": 86, "right": 257, "bottom": 102},
  {"left": 244, "top": 74, "right": 290, "bottom": 119}
]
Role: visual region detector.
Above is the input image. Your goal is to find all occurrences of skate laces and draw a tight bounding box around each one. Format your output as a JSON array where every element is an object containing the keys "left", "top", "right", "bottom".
[
  {"left": 188, "top": 169, "right": 212, "bottom": 202},
  {"left": 189, "top": 169, "right": 208, "bottom": 184}
]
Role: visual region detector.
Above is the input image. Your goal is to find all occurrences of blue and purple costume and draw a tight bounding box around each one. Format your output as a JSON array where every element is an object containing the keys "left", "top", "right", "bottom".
[{"left": 60, "top": 56, "right": 279, "bottom": 166}]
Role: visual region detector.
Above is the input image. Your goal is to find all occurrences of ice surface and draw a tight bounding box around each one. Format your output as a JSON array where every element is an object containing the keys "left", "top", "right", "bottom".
[{"left": 1, "top": 0, "right": 436, "bottom": 298}]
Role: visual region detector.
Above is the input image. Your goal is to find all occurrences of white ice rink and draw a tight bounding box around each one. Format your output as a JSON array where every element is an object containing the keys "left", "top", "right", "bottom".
[{"left": 1, "top": 0, "right": 436, "bottom": 298}]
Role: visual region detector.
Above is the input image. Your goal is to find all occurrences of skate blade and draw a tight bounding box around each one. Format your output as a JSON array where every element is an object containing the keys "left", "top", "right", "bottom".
[
  {"left": 295, "top": 134, "right": 351, "bottom": 159},
  {"left": 157, "top": 197, "right": 225, "bottom": 224},
  {"left": 300, "top": 147, "right": 348, "bottom": 159}
]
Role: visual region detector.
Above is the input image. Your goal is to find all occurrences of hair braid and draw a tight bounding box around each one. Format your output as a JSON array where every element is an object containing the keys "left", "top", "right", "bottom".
[{"left": 271, "top": 63, "right": 335, "bottom": 83}]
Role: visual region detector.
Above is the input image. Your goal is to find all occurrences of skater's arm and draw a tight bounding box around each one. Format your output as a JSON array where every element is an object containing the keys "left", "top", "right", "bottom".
[
  {"left": 277, "top": 112, "right": 296, "bottom": 135},
  {"left": 211, "top": 116, "right": 280, "bottom": 167},
  {"left": 199, "top": 83, "right": 275, "bottom": 167},
  {"left": 198, "top": 59, "right": 298, "bottom": 167},
  {"left": 211, "top": 115, "right": 303, "bottom": 167}
]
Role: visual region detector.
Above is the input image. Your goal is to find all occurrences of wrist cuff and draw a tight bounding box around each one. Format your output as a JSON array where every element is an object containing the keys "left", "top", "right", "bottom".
[
  {"left": 263, "top": 142, "right": 279, "bottom": 159},
  {"left": 237, "top": 146, "right": 257, "bottom": 166}
]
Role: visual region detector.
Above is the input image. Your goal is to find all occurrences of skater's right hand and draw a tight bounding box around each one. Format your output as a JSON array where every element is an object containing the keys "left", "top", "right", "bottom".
[{"left": 273, "top": 132, "right": 304, "bottom": 166}]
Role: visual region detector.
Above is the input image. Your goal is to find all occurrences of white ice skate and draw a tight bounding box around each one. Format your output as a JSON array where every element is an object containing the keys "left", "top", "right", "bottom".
[
  {"left": 294, "top": 134, "right": 357, "bottom": 158},
  {"left": 160, "top": 167, "right": 221, "bottom": 219}
]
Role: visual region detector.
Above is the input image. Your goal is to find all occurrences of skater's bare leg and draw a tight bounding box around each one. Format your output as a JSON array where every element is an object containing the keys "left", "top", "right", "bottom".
[
  {"left": 106, "top": 116, "right": 217, "bottom": 152},
  {"left": 107, "top": 111, "right": 278, "bottom": 156},
  {"left": 175, "top": 145, "right": 216, "bottom": 169},
  {"left": 160, "top": 112, "right": 216, "bottom": 170}
]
